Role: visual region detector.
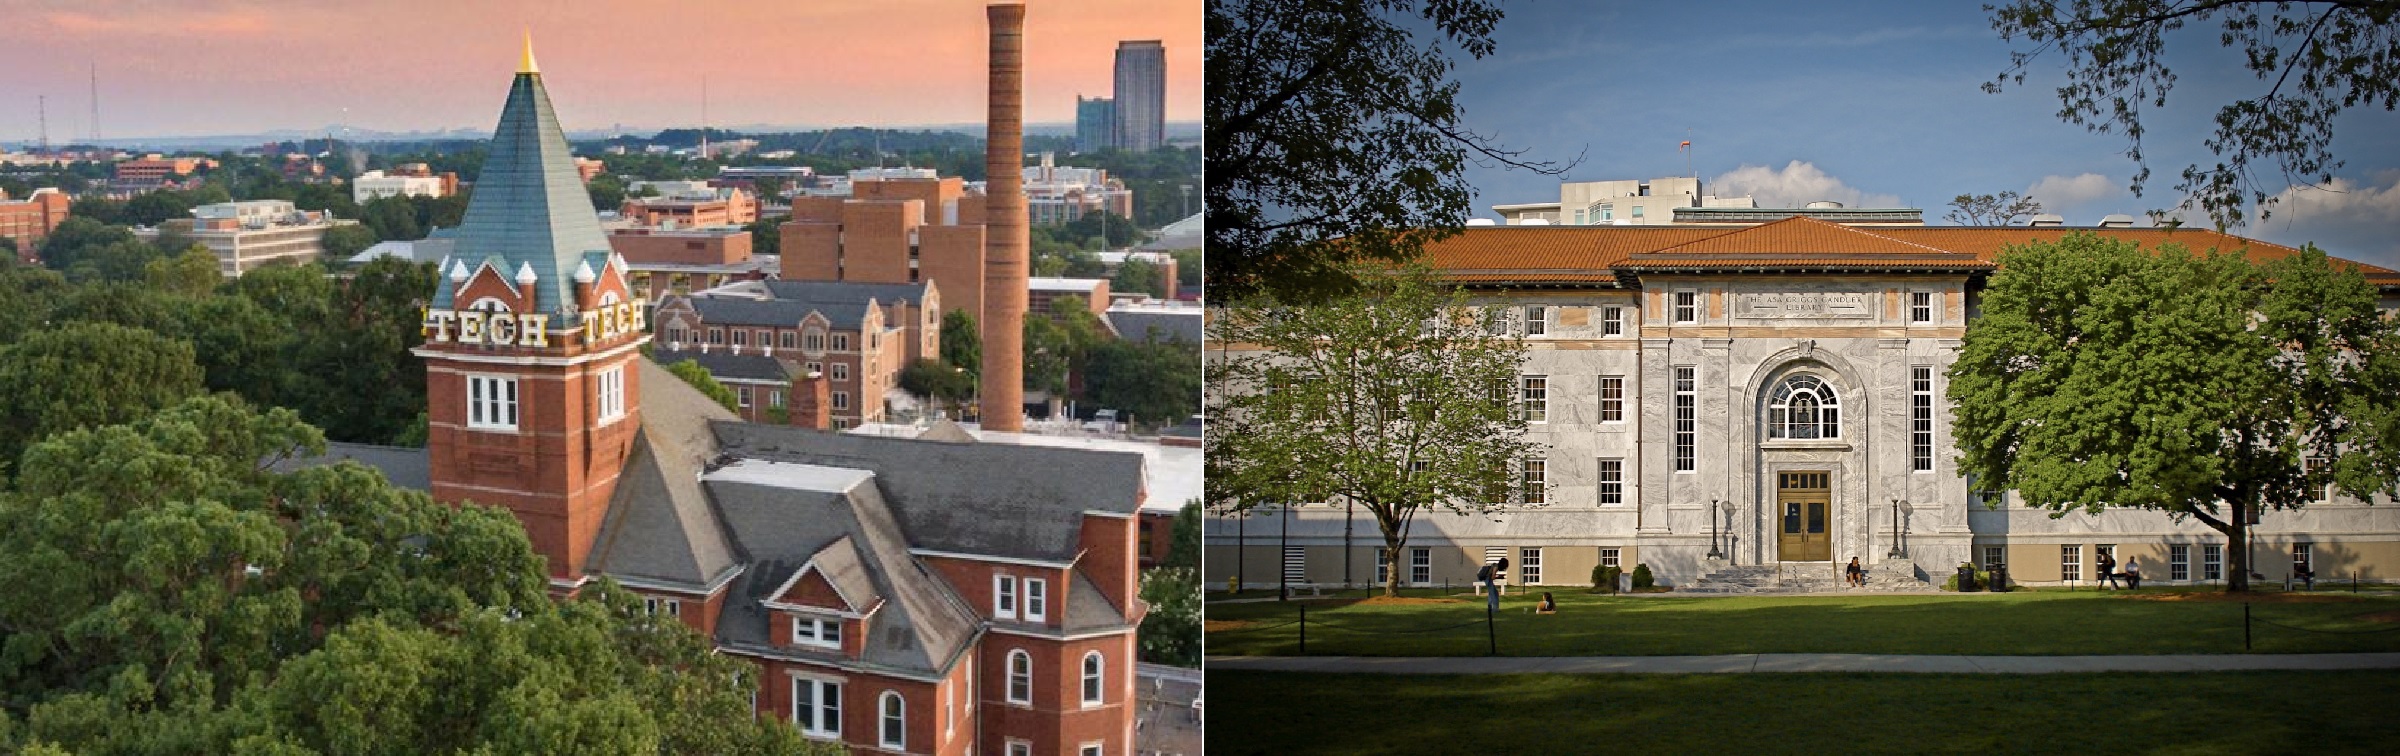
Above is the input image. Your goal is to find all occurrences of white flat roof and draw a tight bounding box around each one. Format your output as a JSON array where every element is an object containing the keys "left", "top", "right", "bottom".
[
  {"left": 702, "top": 457, "right": 875, "bottom": 494},
  {"left": 846, "top": 422, "right": 1198, "bottom": 513}
]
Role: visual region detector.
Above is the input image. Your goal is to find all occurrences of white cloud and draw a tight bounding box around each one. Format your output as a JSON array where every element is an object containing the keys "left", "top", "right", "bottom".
[
  {"left": 2024, "top": 173, "right": 2118, "bottom": 209},
  {"left": 2252, "top": 173, "right": 2400, "bottom": 271},
  {"left": 1709, "top": 160, "right": 1902, "bottom": 209}
]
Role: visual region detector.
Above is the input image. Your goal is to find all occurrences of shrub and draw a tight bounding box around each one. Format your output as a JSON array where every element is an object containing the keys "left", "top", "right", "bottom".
[
  {"left": 1589, "top": 564, "right": 1622, "bottom": 593},
  {"left": 1631, "top": 563, "right": 1654, "bottom": 589}
]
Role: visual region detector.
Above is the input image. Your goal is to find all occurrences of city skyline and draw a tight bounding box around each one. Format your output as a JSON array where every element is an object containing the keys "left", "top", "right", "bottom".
[{"left": 0, "top": 0, "right": 1200, "bottom": 141}]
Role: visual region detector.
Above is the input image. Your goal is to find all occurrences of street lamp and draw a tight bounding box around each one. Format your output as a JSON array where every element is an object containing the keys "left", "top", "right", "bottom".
[
  {"left": 1179, "top": 183, "right": 1193, "bottom": 218},
  {"left": 1705, "top": 498, "right": 1725, "bottom": 560},
  {"left": 1888, "top": 498, "right": 1907, "bottom": 558},
  {"left": 1722, "top": 500, "right": 1737, "bottom": 564}
]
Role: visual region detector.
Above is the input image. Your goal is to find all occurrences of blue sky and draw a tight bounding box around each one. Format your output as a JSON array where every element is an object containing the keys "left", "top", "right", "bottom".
[{"left": 1447, "top": 1, "right": 2400, "bottom": 270}]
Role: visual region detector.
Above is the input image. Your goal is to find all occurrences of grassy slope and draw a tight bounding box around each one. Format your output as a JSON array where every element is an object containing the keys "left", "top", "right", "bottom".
[
  {"left": 1206, "top": 590, "right": 2400, "bottom": 656},
  {"left": 1206, "top": 670, "right": 2400, "bottom": 755}
]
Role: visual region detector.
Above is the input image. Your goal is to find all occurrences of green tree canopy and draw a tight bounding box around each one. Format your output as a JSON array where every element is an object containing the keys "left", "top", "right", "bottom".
[
  {"left": 0, "top": 321, "right": 205, "bottom": 467},
  {"left": 666, "top": 358, "right": 741, "bottom": 413},
  {"left": 1983, "top": 0, "right": 2400, "bottom": 227},
  {"left": 1205, "top": 264, "right": 1542, "bottom": 596},
  {"left": 1136, "top": 567, "right": 1200, "bottom": 668},
  {"left": 1084, "top": 338, "right": 1200, "bottom": 429},
  {"left": 1111, "top": 257, "right": 1166, "bottom": 298},
  {"left": 1950, "top": 233, "right": 2400, "bottom": 591},
  {"left": 144, "top": 247, "right": 223, "bottom": 297},
  {"left": 942, "top": 309, "right": 982, "bottom": 379}
]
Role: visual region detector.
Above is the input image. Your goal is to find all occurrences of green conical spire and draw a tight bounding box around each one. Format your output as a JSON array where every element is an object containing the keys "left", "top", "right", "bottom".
[{"left": 431, "top": 40, "right": 613, "bottom": 320}]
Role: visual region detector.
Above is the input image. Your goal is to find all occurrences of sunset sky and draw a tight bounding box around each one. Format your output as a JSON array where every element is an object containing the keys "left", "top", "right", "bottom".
[{"left": 0, "top": 0, "right": 1201, "bottom": 139}]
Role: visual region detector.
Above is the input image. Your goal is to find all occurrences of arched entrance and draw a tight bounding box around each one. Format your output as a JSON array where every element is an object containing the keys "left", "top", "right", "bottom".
[{"left": 1776, "top": 471, "right": 1832, "bottom": 561}]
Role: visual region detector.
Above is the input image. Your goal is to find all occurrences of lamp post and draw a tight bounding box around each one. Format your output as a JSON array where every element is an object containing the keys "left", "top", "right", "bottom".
[
  {"left": 1706, "top": 498, "right": 1724, "bottom": 560},
  {"left": 1722, "top": 501, "right": 1737, "bottom": 565},
  {"left": 1888, "top": 498, "right": 1906, "bottom": 558}
]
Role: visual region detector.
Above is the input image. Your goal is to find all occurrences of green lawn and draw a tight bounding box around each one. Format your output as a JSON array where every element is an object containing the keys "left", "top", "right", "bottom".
[
  {"left": 1206, "top": 589, "right": 2400, "bottom": 656},
  {"left": 1206, "top": 670, "right": 2400, "bottom": 755}
]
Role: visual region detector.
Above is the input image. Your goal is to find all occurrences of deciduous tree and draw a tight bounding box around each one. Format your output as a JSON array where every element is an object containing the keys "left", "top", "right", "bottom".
[
  {"left": 1944, "top": 190, "right": 2045, "bottom": 226},
  {"left": 1950, "top": 233, "right": 2400, "bottom": 591},
  {"left": 1205, "top": 265, "right": 1543, "bottom": 596},
  {"left": 0, "top": 321, "right": 205, "bottom": 467}
]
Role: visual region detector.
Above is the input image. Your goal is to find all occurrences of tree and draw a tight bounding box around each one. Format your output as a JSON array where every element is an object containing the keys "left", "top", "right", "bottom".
[
  {"left": 1166, "top": 499, "right": 1202, "bottom": 570},
  {"left": 1950, "top": 233, "right": 2400, "bottom": 592},
  {"left": 143, "top": 246, "right": 223, "bottom": 297},
  {"left": 1169, "top": 248, "right": 1202, "bottom": 294},
  {"left": 321, "top": 223, "right": 377, "bottom": 261},
  {"left": 665, "top": 358, "right": 740, "bottom": 413},
  {"left": 1944, "top": 191, "right": 2045, "bottom": 226},
  {"left": 899, "top": 358, "right": 976, "bottom": 407},
  {"left": 1983, "top": 1, "right": 2400, "bottom": 227},
  {"left": 589, "top": 173, "right": 629, "bottom": 212},
  {"left": 941, "top": 309, "right": 982, "bottom": 380},
  {"left": 1135, "top": 567, "right": 1201, "bottom": 667},
  {"left": 359, "top": 195, "right": 423, "bottom": 241},
  {"left": 0, "top": 396, "right": 825, "bottom": 754},
  {"left": 1205, "top": 264, "right": 1542, "bottom": 596},
  {"left": 1111, "top": 257, "right": 1166, "bottom": 298},
  {"left": 746, "top": 215, "right": 782, "bottom": 257},
  {"left": 36, "top": 217, "right": 137, "bottom": 271},
  {"left": 0, "top": 321, "right": 205, "bottom": 467},
  {"left": 1084, "top": 339, "right": 1201, "bottom": 429},
  {"left": 1208, "top": 0, "right": 1574, "bottom": 302}
]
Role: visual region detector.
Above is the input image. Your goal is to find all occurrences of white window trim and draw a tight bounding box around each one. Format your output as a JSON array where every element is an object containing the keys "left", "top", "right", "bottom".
[
  {"left": 1673, "top": 290, "right": 1699, "bottom": 324},
  {"left": 879, "top": 691, "right": 906, "bottom": 750},
  {"left": 1081, "top": 743, "right": 1104, "bottom": 756},
  {"left": 1598, "top": 375, "right": 1626, "bottom": 424},
  {"left": 1910, "top": 290, "right": 1936, "bottom": 324},
  {"left": 1602, "top": 305, "right": 1625, "bottom": 337},
  {"left": 1597, "top": 458, "right": 1624, "bottom": 506},
  {"left": 790, "top": 615, "right": 842, "bottom": 649},
  {"left": 1080, "top": 650, "right": 1104, "bottom": 707},
  {"left": 993, "top": 574, "right": 1018, "bottom": 620},
  {"left": 595, "top": 366, "right": 626, "bottom": 423},
  {"left": 1007, "top": 740, "right": 1033, "bottom": 756},
  {"left": 1005, "top": 649, "right": 1033, "bottom": 705},
  {"left": 466, "top": 374, "right": 520, "bottom": 431},
  {"left": 791, "top": 676, "right": 842, "bottom": 739},
  {"left": 1025, "top": 578, "right": 1048, "bottom": 622}
]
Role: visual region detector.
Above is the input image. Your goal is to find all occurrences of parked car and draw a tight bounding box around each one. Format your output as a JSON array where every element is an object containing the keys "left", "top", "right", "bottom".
[{"left": 1084, "top": 408, "right": 1120, "bottom": 433}]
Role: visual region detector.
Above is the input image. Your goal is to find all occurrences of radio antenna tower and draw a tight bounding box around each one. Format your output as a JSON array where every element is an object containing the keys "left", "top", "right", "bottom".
[
  {"left": 89, "top": 63, "right": 100, "bottom": 144},
  {"left": 38, "top": 95, "right": 48, "bottom": 155},
  {"left": 699, "top": 75, "right": 709, "bottom": 160}
]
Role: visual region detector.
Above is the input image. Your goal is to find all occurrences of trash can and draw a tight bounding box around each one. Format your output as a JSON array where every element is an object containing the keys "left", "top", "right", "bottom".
[
  {"left": 1989, "top": 565, "right": 2008, "bottom": 592},
  {"left": 1956, "top": 565, "right": 1976, "bottom": 592}
]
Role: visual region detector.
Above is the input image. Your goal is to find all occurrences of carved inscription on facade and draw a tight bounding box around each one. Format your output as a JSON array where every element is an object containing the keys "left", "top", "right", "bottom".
[{"left": 1736, "top": 291, "right": 1872, "bottom": 319}]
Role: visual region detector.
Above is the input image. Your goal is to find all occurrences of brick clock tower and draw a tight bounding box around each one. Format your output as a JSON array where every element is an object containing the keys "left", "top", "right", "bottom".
[{"left": 416, "top": 36, "right": 649, "bottom": 585}]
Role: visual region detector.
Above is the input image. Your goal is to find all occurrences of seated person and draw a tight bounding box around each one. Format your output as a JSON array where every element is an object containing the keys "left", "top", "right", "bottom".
[
  {"left": 1535, "top": 592, "right": 1557, "bottom": 614},
  {"left": 1844, "top": 557, "right": 1864, "bottom": 587}
]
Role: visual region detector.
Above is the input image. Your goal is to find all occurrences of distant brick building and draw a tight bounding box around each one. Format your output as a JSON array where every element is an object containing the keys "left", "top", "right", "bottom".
[
  {"left": 782, "top": 175, "right": 989, "bottom": 323},
  {"left": 651, "top": 279, "right": 941, "bottom": 428},
  {"left": 0, "top": 188, "right": 71, "bottom": 263},
  {"left": 621, "top": 183, "right": 758, "bottom": 228}
]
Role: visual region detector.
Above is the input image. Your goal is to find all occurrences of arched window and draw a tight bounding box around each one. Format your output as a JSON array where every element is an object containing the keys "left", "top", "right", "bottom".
[
  {"left": 879, "top": 691, "right": 906, "bottom": 750},
  {"left": 1768, "top": 374, "right": 1841, "bottom": 440},
  {"left": 1081, "top": 651, "right": 1104, "bottom": 706},
  {"left": 1006, "top": 650, "right": 1032, "bottom": 704}
]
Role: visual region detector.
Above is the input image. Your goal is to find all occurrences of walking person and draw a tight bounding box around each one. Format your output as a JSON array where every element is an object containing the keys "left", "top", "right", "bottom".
[{"left": 2097, "top": 551, "right": 2120, "bottom": 589}]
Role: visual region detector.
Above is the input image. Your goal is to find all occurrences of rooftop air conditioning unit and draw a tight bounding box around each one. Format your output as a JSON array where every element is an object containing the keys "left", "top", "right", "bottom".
[
  {"left": 1465, "top": 218, "right": 1497, "bottom": 226},
  {"left": 2098, "top": 214, "right": 2136, "bottom": 228},
  {"left": 2026, "top": 214, "right": 2065, "bottom": 227},
  {"left": 1516, "top": 218, "right": 1550, "bottom": 226}
]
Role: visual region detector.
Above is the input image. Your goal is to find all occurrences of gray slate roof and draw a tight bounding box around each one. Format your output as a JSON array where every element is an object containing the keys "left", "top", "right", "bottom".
[
  {"left": 762, "top": 280, "right": 930, "bottom": 307},
  {"left": 653, "top": 347, "right": 792, "bottom": 383},
  {"left": 430, "top": 68, "right": 614, "bottom": 318},
  {"left": 583, "top": 358, "right": 741, "bottom": 587},
  {"left": 707, "top": 459, "right": 980, "bottom": 676},
  {"left": 711, "top": 422, "right": 1147, "bottom": 563},
  {"left": 273, "top": 442, "right": 431, "bottom": 491},
  {"left": 796, "top": 536, "right": 882, "bottom": 612},
  {"left": 1105, "top": 309, "right": 1202, "bottom": 344},
  {"left": 691, "top": 297, "right": 874, "bottom": 329}
]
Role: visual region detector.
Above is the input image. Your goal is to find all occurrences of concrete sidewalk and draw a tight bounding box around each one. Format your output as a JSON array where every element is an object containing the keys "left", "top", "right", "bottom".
[{"left": 1207, "top": 652, "right": 2400, "bottom": 675}]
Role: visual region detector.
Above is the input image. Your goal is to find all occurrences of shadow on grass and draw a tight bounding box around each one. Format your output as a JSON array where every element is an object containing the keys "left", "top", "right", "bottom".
[
  {"left": 1206, "top": 591, "right": 2400, "bottom": 657},
  {"left": 1206, "top": 670, "right": 2399, "bottom": 755}
]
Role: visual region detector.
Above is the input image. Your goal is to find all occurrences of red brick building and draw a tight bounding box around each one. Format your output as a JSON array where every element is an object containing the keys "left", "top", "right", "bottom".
[
  {"left": 305, "top": 38, "right": 1143, "bottom": 756},
  {"left": 0, "top": 188, "right": 71, "bottom": 263},
  {"left": 650, "top": 279, "right": 940, "bottom": 428}
]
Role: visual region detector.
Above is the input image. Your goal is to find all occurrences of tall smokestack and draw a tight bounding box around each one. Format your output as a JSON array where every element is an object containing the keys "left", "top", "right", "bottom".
[{"left": 980, "top": 2, "right": 1029, "bottom": 432}]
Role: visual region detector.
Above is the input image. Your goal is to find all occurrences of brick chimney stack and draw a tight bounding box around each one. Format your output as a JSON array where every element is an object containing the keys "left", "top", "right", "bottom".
[
  {"left": 793, "top": 371, "right": 832, "bottom": 431},
  {"left": 979, "top": 2, "right": 1029, "bottom": 432}
]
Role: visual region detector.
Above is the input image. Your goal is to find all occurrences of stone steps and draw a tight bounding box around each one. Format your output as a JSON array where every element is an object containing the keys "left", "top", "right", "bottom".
[{"left": 1682, "top": 560, "right": 1938, "bottom": 594}]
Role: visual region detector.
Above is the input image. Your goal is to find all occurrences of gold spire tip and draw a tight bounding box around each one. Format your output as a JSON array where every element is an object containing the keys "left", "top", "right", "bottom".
[{"left": 519, "top": 30, "right": 539, "bottom": 74}]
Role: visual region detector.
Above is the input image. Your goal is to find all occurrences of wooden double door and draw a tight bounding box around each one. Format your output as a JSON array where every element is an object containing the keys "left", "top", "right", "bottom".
[{"left": 1777, "top": 471, "right": 1831, "bottom": 562}]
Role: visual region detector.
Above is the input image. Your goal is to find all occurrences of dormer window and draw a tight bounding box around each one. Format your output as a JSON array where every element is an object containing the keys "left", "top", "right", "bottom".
[
  {"left": 994, "top": 575, "right": 1019, "bottom": 620},
  {"left": 805, "top": 328, "right": 827, "bottom": 352},
  {"left": 791, "top": 615, "right": 842, "bottom": 649},
  {"left": 1024, "top": 578, "right": 1048, "bottom": 622}
]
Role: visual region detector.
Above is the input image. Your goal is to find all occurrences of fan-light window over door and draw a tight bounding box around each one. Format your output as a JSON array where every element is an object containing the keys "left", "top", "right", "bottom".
[{"left": 1768, "top": 375, "right": 1840, "bottom": 440}]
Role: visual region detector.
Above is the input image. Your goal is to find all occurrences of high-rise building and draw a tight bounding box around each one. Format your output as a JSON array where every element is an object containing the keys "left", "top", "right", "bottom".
[
  {"left": 1076, "top": 95, "right": 1115, "bottom": 152},
  {"left": 1111, "top": 40, "right": 1165, "bottom": 152}
]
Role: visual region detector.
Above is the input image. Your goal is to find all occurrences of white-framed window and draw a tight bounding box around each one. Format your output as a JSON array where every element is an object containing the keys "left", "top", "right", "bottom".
[
  {"left": 804, "top": 329, "right": 826, "bottom": 351},
  {"left": 792, "top": 677, "right": 842, "bottom": 738},
  {"left": 833, "top": 333, "right": 852, "bottom": 351},
  {"left": 1768, "top": 374, "right": 1842, "bottom": 440},
  {"left": 1025, "top": 578, "right": 1047, "bottom": 622},
  {"left": 708, "top": 326, "right": 724, "bottom": 344},
  {"left": 1410, "top": 547, "right": 1431, "bottom": 585},
  {"left": 945, "top": 679, "right": 955, "bottom": 738},
  {"left": 1983, "top": 546, "right": 2005, "bottom": 571},
  {"left": 1521, "top": 458, "right": 1545, "bottom": 505},
  {"left": 666, "top": 326, "right": 685, "bottom": 343},
  {"left": 791, "top": 616, "right": 842, "bottom": 648},
  {"left": 2061, "top": 545, "right": 2082, "bottom": 583},
  {"left": 2170, "top": 544, "right": 2190, "bottom": 581},
  {"left": 596, "top": 366, "right": 626, "bottom": 422},
  {"left": 1598, "top": 458, "right": 1624, "bottom": 505},
  {"left": 737, "top": 385, "right": 753, "bottom": 409},
  {"left": 1519, "top": 547, "right": 1543, "bottom": 584},
  {"left": 2304, "top": 456, "right": 2331, "bottom": 501},
  {"left": 1673, "top": 366, "right": 1696, "bottom": 472},
  {"left": 832, "top": 362, "right": 851, "bottom": 382},
  {"left": 1598, "top": 376, "right": 1624, "bottom": 423},
  {"left": 1080, "top": 651, "right": 1104, "bottom": 706},
  {"left": 832, "top": 391, "right": 850, "bottom": 411},
  {"left": 879, "top": 691, "right": 906, "bottom": 750},
  {"left": 1673, "top": 291, "right": 1698, "bottom": 323},
  {"left": 466, "top": 375, "right": 520, "bottom": 431},
  {"left": 1603, "top": 306, "right": 1625, "bottom": 336},
  {"left": 1281, "top": 545, "right": 1305, "bottom": 587},
  {"left": 1520, "top": 376, "right": 1547, "bottom": 423},
  {"left": 781, "top": 330, "right": 797, "bottom": 350},
  {"left": 1483, "top": 547, "right": 1509, "bottom": 583},
  {"left": 1631, "top": 205, "right": 1645, "bottom": 219},
  {"left": 806, "top": 361, "right": 823, "bottom": 375},
  {"left": 1911, "top": 366, "right": 1934, "bottom": 471},
  {"left": 1081, "top": 744, "right": 1103, "bottom": 756},
  {"left": 732, "top": 329, "right": 749, "bottom": 347},
  {"left": 642, "top": 596, "right": 680, "bottom": 617},
  {"left": 1375, "top": 549, "right": 1391, "bottom": 585},
  {"left": 768, "top": 390, "right": 784, "bottom": 409},
  {"left": 2096, "top": 544, "right": 2115, "bottom": 572},
  {"left": 1523, "top": 305, "right": 1547, "bottom": 336},
  {"left": 993, "top": 575, "right": 1017, "bottom": 620},
  {"left": 1007, "top": 740, "right": 1033, "bottom": 756},
  {"left": 1910, "top": 291, "right": 1934, "bottom": 324},
  {"left": 757, "top": 329, "right": 772, "bottom": 347},
  {"left": 1600, "top": 548, "right": 1620, "bottom": 568},
  {"left": 2293, "top": 543, "right": 2312, "bottom": 575},
  {"left": 1005, "top": 649, "right": 1032, "bottom": 704},
  {"left": 2203, "top": 543, "right": 2224, "bottom": 581},
  {"left": 1574, "top": 209, "right": 1587, "bottom": 225}
]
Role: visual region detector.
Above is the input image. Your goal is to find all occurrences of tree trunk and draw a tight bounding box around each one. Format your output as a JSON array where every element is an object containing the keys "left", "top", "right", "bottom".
[
  {"left": 2227, "top": 504, "right": 2250, "bottom": 593},
  {"left": 1381, "top": 541, "right": 1404, "bottom": 598}
]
